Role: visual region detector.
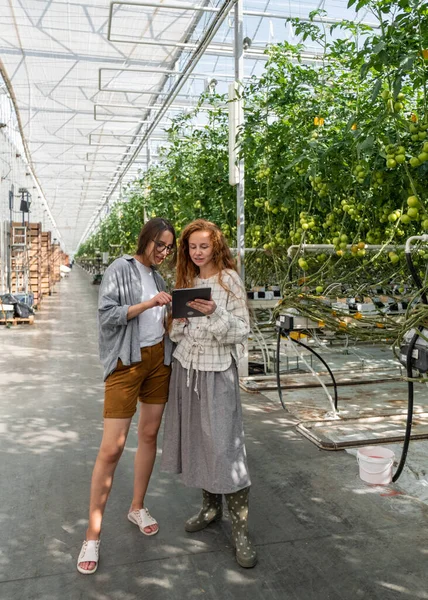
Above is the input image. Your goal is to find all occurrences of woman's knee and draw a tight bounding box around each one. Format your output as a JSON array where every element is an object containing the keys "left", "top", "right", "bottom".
[
  {"left": 98, "top": 442, "right": 125, "bottom": 465},
  {"left": 138, "top": 423, "right": 160, "bottom": 445}
]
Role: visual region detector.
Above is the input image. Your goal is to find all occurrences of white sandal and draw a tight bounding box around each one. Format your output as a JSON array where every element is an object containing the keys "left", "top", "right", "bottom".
[
  {"left": 77, "top": 539, "right": 100, "bottom": 575},
  {"left": 128, "top": 508, "right": 159, "bottom": 536}
]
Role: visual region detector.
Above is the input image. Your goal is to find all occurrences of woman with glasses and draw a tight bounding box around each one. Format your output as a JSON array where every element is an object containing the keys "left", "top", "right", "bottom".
[
  {"left": 77, "top": 217, "right": 176, "bottom": 575},
  {"left": 161, "top": 219, "right": 257, "bottom": 568}
]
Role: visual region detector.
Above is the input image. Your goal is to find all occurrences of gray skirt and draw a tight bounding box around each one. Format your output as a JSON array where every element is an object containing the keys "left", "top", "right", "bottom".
[{"left": 161, "top": 360, "right": 251, "bottom": 494}]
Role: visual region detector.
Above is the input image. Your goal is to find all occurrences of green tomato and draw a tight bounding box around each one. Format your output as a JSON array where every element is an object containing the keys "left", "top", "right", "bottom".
[
  {"left": 386, "top": 159, "right": 397, "bottom": 168},
  {"left": 418, "top": 152, "right": 428, "bottom": 162},
  {"left": 395, "top": 154, "right": 405, "bottom": 163},
  {"left": 400, "top": 214, "right": 411, "bottom": 224},
  {"left": 419, "top": 131, "right": 427, "bottom": 140},
  {"left": 410, "top": 157, "right": 421, "bottom": 167},
  {"left": 315, "top": 286, "right": 324, "bottom": 294},
  {"left": 408, "top": 207, "right": 419, "bottom": 218},
  {"left": 423, "top": 220, "right": 428, "bottom": 230},
  {"left": 407, "top": 196, "right": 419, "bottom": 207}
]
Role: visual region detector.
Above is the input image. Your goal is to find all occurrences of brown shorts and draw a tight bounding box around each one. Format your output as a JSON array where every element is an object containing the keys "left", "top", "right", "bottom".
[{"left": 104, "top": 341, "right": 171, "bottom": 419}]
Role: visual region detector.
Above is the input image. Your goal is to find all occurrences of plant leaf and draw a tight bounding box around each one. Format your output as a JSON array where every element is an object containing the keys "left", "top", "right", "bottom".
[{"left": 371, "top": 79, "right": 382, "bottom": 102}]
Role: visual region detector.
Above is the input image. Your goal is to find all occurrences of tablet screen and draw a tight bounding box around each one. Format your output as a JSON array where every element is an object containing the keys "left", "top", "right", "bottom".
[{"left": 172, "top": 287, "right": 212, "bottom": 319}]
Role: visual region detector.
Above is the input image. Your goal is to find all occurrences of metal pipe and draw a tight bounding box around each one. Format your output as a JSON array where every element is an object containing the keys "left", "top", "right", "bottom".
[
  {"left": 95, "top": 102, "right": 222, "bottom": 113},
  {"left": 244, "top": 9, "right": 378, "bottom": 27},
  {"left": 110, "top": 0, "right": 220, "bottom": 13},
  {"left": 99, "top": 66, "right": 252, "bottom": 85},
  {"left": 105, "top": 34, "right": 323, "bottom": 61},
  {"left": 405, "top": 234, "right": 428, "bottom": 253},
  {"left": 287, "top": 243, "right": 406, "bottom": 259}
]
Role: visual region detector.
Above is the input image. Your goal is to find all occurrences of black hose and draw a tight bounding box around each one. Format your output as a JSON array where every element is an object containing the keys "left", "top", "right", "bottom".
[
  {"left": 275, "top": 327, "right": 339, "bottom": 412},
  {"left": 392, "top": 331, "right": 417, "bottom": 482},
  {"left": 290, "top": 335, "right": 338, "bottom": 412},
  {"left": 392, "top": 249, "right": 428, "bottom": 481}
]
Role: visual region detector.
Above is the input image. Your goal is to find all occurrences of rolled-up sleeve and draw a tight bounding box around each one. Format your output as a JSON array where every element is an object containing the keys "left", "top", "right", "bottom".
[
  {"left": 170, "top": 319, "right": 188, "bottom": 343},
  {"left": 98, "top": 268, "right": 129, "bottom": 329}
]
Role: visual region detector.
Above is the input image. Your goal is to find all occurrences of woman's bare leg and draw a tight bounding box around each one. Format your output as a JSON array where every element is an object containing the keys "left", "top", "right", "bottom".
[
  {"left": 78, "top": 417, "right": 132, "bottom": 571},
  {"left": 129, "top": 403, "right": 165, "bottom": 533}
]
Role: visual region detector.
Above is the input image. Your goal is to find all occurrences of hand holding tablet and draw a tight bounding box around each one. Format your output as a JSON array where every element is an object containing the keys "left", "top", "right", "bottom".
[{"left": 172, "top": 287, "right": 213, "bottom": 318}]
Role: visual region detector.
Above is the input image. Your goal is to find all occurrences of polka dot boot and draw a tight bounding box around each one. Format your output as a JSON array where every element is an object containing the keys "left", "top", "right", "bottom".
[
  {"left": 225, "top": 486, "right": 257, "bottom": 568},
  {"left": 185, "top": 489, "right": 223, "bottom": 532}
]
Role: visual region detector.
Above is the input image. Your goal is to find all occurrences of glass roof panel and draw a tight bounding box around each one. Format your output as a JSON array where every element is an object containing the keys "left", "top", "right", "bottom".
[{"left": 0, "top": 0, "right": 373, "bottom": 250}]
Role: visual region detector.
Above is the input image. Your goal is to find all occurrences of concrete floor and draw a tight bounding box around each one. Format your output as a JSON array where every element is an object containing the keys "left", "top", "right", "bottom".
[{"left": 1, "top": 267, "right": 428, "bottom": 600}]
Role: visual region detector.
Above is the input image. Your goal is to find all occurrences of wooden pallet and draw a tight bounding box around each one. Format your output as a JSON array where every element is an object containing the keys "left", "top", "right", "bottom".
[{"left": 0, "top": 316, "right": 35, "bottom": 326}]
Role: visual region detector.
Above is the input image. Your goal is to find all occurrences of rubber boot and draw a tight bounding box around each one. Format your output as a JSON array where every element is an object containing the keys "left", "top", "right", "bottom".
[
  {"left": 185, "top": 489, "right": 223, "bottom": 532},
  {"left": 225, "top": 486, "right": 257, "bottom": 568}
]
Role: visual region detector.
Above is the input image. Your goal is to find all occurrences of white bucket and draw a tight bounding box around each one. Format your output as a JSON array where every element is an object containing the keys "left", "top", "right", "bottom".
[{"left": 356, "top": 446, "right": 395, "bottom": 485}]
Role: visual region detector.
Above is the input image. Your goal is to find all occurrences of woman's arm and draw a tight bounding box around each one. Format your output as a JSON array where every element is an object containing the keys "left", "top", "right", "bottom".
[
  {"left": 187, "top": 273, "right": 249, "bottom": 344},
  {"left": 127, "top": 292, "right": 171, "bottom": 321},
  {"left": 98, "top": 268, "right": 129, "bottom": 329},
  {"left": 98, "top": 266, "right": 171, "bottom": 328}
]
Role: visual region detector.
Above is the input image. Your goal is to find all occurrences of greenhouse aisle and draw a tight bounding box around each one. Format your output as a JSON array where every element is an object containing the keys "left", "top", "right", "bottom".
[{"left": 0, "top": 267, "right": 428, "bottom": 600}]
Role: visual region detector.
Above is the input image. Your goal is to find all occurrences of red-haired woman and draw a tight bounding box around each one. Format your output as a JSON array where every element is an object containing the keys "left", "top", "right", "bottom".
[{"left": 161, "top": 219, "right": 257, "bottom": 568}]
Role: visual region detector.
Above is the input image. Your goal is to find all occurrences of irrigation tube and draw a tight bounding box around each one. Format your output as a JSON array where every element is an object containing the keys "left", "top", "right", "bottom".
[
  {"left": 393, "top": 235, "right": 428, "bottom": 482},
  {"left": 275, "top": 327, "right": 339, "bottom": 413},
  {"left": 289, "top": 336, "right": 338, "bottom": 414}
]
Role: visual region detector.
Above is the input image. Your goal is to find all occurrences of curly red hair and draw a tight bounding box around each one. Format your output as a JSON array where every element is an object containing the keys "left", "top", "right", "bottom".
[{"left": 175, "top": 219, "right": 237, "bottom": 289}]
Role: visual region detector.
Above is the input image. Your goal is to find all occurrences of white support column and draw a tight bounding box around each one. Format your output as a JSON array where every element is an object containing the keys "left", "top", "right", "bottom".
[
  {"left": 234, "top": 0, "right": 245, "bottom": 282},
  {"left": 144, "top": 142, "right": 150, "bottom": 223},
  {"left": 234, "top": 0, "right": 248, "bottom": 377}
]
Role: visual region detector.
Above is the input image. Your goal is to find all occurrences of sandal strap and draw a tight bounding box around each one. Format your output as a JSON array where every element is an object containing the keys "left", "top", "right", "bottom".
[
  {"left": 78, "top": 540, "right": 100, "bottom": 564},
  {"left": 133, "top": 508, "right": 157, "bottom": 528}
]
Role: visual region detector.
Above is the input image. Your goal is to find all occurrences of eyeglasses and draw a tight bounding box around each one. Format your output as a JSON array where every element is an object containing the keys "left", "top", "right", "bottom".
[{"left": 153, "top": 240, "right": 174, "bottom": 254}]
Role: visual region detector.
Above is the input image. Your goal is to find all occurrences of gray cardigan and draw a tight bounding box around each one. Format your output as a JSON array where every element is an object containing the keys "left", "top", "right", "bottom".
[{"left": 98, "top": 254, "right": 173, "bottom": 381}]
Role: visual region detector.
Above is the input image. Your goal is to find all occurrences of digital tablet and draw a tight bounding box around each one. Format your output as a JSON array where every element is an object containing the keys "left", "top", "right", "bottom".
[{"left": 172, "top": 287, "right": 212, "bottom": 318}]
